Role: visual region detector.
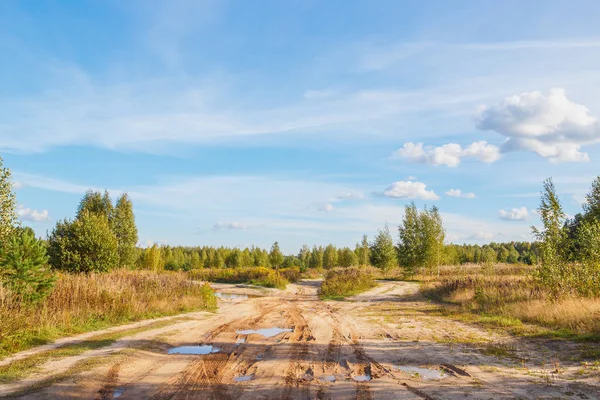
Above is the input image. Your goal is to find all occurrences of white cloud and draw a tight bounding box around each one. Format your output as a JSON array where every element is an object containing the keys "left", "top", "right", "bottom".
[
  {"left": 383, "top": 181, "right": 439, "bottom": 200},
  {"left": 213, "top": 221, "right": 248, "bottom": 231},
  {"left": 445, "top": 189, "right": 476, "bottom": 199},
  {"left": 17, "top": 206, "right": 50, "bottom": 222},
  {"left": 498, "top": 207, "right": 529, "bottom": 221},
  {"left": 319, "top": 203, "right": 334, "bottom": 212},
  {"left": 477, "top": 88, "right": 600, "bottom": 162},
  {"left": 13, "top": 181, "right": 23, "bottom": 190},
  {"left": 394, "top": 141, "right": 500, "bottom": 167}
]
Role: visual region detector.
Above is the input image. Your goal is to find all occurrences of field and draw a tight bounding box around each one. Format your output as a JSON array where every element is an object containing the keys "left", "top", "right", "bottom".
[{"left": 1, "top": 265, "right": 599, "bottom": 399}]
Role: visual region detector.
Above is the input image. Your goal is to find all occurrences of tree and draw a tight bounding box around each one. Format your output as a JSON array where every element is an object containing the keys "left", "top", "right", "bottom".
[
  {"left": 77, "top": 190, "right": 114, "bottom": 222},
  {"left": 323, "top": 244, "right": 338, "bottom": 269},
  {"left": 356, "top": 235, "right": 370, "bottom": 266},
  {"left": 48, "top": 212, "right": 119, "bottom": 273},
  {"left": 142, "top": 244, "right": 163, "bottom": 271},
  {"left": 0, "top": 156, "right": 17, "bottom": 244},
  {"left": 298, "top": 245, "right": 311, "bottom": 270},
  {"left": 583, "top": 176, "right": 600, "bottom": 222},
  {"left": 370, "top": 225, "right": 397, "bottom": 271},
  {"left": 339, "top": 247, "right": 358, "bottom": 267},
  {"left": 398, "top": 202, "right": 422, "bottom": 273},
  {"left": 309, "top": 246, "right": 323, "bottom": 269},
  {"left": 112, "top": 194, "right": 138, "bottom": 268},
  {"left": 532, "top": 178, "right": 569, "bottom": 297},
  {"left": 269, "top": 242, "right": 284, "bottom": 273},
  {"left": 0, "top": 228, "right": 55, "bottom": 302}
]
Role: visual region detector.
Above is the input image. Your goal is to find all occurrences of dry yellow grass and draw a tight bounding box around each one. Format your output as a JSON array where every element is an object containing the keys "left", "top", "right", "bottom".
[
  {"left": 0, "top": 270, "right": 216, "bottom": 358},
  {"left": 423, "top": 263, "right": 600, "bottom": 337}
]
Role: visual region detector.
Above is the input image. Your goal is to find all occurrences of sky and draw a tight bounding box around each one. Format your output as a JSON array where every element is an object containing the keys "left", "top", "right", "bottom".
[{"left": 2, "top": 0, "right": 600, "bottom": 253}]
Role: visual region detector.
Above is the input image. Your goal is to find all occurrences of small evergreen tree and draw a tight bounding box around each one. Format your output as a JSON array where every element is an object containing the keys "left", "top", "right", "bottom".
[{"left": 0, "top": 228, "right": 55, "bottom": 302}]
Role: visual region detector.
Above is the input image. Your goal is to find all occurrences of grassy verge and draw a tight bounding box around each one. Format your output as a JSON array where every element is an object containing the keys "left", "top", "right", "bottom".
[
  {"left": 189, "top": 266, "right": 299, "bottom": 289},
  {"left": 419, "top": 264, "right": 600, "bottom": 340},
  {"left": 0, "top": 318, "right": 182, "bottom": 384},
  {"left": 319, "top": 267, "right": 378, "bottom": 300},
  {"left": 0, "top": 270, "right": 216, "bottom": 359}
]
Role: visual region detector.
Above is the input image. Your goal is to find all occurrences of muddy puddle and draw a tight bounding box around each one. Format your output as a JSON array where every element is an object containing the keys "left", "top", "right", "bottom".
[
  {"left": 234, "top": 375, "right": 254, "bottom": 382},
  {"left": 168, "top": 345, "right": 221, "bottom": 355},
  {"left": 235, "top": 327, "right": 293, "bottom": 338},
  {"left": 113, "top": 388, "right": 125, "bottom": 398},
  {"left": 352, "top": 375, "right": 371, "bottom": 382},
  {"left": 395, "top": 366, "right": 447, "bottom": 380},
  {"left": 320, "top": 375, "right": 336, "bottom": 382}
]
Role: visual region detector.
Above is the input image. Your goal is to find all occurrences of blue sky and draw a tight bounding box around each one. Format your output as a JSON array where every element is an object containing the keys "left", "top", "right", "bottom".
[{"left": 3, "top": 0, "right": 600, "bottom": 252}]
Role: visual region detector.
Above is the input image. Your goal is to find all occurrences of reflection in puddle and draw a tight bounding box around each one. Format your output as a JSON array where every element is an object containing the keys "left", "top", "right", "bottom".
[
  {"left": 236, "top": 327, "right": 293, "bottom": 338},
  {"left": 320, "top": 375, "right": 336, "bottom": 382},
  {"left": 168, "top": 345, "right": 220, "bottom": 355},
  {"left": 113, "top": 388, "right": 125, "bottom": 398},
  {"left": 234, "top": 375, "right": 254, "bottom": 382},
  {"left": 256, "top": 354, "right": 264, "bottom": 361},
  {"left": 395, "top": 366, "right": 447, "bottom": 380},
  {"left": 235, "top": 337, "right": 246, "bottom": 346},
  {"left": 352, "top": 375, "right": 371, "bottom": 382},
  {"left": 216, "top": 292, "right": 249, "bottom": 300}
]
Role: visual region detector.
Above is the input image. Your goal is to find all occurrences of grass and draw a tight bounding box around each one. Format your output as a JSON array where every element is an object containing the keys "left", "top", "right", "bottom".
[
  {"left": 0, "top": 270, "right": 216, "bottom": 359},
  {"left": 319, "top": 266, "right": 378, "bottom": 300},
  {"left": 189, "top": 266, "right": 298, "bottom": 288},
  {"left": 0, "top": 318, "right": 181, "bottom": 384},
  {"left": 420, "top": 263, "right": 600, "bottom": 339}
]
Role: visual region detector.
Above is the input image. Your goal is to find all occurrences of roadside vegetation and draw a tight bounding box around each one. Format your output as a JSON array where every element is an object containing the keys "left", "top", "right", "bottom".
[{"left": 319, "top": 266, "right": 378, "bottom": 300}]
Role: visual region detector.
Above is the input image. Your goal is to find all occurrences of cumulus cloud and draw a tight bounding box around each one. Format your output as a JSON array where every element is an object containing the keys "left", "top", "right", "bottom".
[
  {"left": 394, "top": 141, "right": 500, "bottom": 167},
  {"left": 498, "top": 207, "right": 529, "bottom": 221},
  {"left": 445, "top": 189, "right": 476, "bottom": 199},
  {"left": 383, "top": 181, "right": 439, "bottom": 200},
  {"left": 213, "top": 221, "right": 248, "bottom": 230},
  {"left": 17, "top": 206, "right": 50, "bottom": 222},
  {"left": 477, "top": 88, "right": 600, "bottom": 162}
]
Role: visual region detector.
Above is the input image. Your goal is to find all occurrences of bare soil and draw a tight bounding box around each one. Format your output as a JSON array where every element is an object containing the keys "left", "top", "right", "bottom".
[{"left": 1, "top": 280, "right": 599, "bottom": 399}]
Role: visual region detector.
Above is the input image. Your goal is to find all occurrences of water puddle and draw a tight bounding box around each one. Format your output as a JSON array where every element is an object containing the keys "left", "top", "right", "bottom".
[
  {"left": 113, "top": 388, "right": 125, "bottom": 398},
  {"left": 234, "top": 375, "right": 254, "bottom": 382},
  {"left": 256, "top": 354, "right": 264, "bottom": 361},
  {"left": 216, "top": 292, "right": 249, "bottom": 300},
  {"left": 352, "top": 375, "right": 371, "bottom": 382},
  {"left": 168, "top": 345, "right": 221, "bottom": 355},
  {"left": 236, "top": 327, "right": 293, "bottom": 338},
  {"left": 235, "top": 337, "right": 246, "bottom": 346},
  {"left": 395, "top": 366, "right": 447, "bottom": 380},
  {"left": 320, "top": 375, "right": 336, "bottom": 382}
]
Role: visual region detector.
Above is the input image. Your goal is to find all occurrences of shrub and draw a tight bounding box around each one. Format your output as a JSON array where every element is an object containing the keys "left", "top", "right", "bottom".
[
  {"left": 319, "top": 267, "right": 377, "bottom": 299},
  {"left": 48, "top": 212, "right": 119, "bottom": 273},
  {"left": 0, "top": 228, "right": 55, "bottom": 303},
  {"left": 189, "top": 266, "right": 296, "bottom": 287}
]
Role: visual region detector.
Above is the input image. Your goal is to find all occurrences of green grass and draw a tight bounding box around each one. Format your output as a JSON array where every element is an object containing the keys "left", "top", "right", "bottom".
[{"left": 0, "top": 318, "right": 181, "bottom": 384}]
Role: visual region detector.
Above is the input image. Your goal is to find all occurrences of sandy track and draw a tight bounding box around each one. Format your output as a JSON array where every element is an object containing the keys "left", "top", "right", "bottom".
[{"left": 2, "top": 280, "right": 599, "bottom": 399}]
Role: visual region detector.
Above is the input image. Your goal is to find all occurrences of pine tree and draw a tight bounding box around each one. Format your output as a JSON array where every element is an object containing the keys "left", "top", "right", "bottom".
[
  {"left": 298, "top": 245, "right": 311, "bottom": 270},
  {"left": 0, "top": 228, "right": 55, "bottom": 302},
  {"left": 0, "top": 156, "right": 17, "bottom": 244},
  {"left": 113, "top": 194, "right": 138, "bottom": 268},
  {"left": 370, "top": 225, "right": 397, "bottom": 271},
  {"left": 583, "top": 176, "right": 600, "bottom": 222}
]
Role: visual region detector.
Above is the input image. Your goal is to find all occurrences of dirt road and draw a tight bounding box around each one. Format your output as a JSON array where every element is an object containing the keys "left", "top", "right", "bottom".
[{"left": 2, "top": 280, "right": 599, "bottom": 399}]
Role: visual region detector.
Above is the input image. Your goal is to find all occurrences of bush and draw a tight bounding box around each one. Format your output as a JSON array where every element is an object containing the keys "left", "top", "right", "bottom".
[
  {"left": 251, "top": 271, "right": 288, "bottom": 289},
  {"left": 48, "top": 212, "right": 118, "bottom": 273},
  {"left": 0, "top": 228, "right": 55, "bottom": 303},
  {"left": 319, "top": 267, "right": 377, "bottom": 299}
]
